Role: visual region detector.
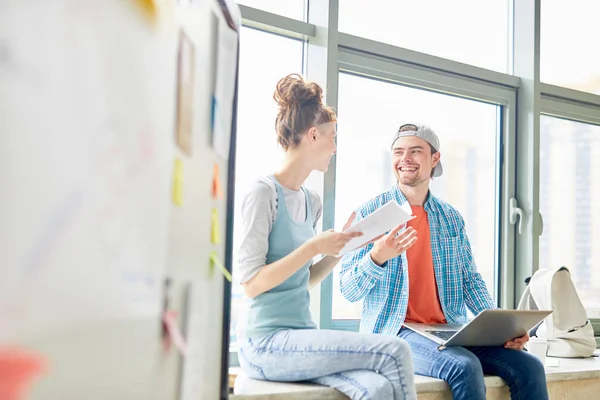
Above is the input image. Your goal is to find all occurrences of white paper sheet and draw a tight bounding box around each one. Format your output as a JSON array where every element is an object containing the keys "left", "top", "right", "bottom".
[
  {"left": 339, "top": 201, "right": 415, "bottom": 256},
  {"left": 211, "top": 19, "right": 238, "bottom": 160}
]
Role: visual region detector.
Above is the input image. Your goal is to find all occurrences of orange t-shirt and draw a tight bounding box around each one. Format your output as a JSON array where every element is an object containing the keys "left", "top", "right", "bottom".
[{"left": 404, "top": 206, "right": 447, "bottom": 324}]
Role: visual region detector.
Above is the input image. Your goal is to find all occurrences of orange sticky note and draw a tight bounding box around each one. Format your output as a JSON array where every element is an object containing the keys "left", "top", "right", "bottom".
[
  {"left": 209, "top": 252, "right": 232, "bottom": 282},
  {"left": 212, "top": 163, "right": 224, "bottom": 200},
  {"left": 211, "top": 208, "right": 221, "bottom": 245},
  {"left": 0, "top": 348, "right": 47, "bottom": 400},
  {"left": 172, "top": 158, "right": 183, "bottom": 206}
]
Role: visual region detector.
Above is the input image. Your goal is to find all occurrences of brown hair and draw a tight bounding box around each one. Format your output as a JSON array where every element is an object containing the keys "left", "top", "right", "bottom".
[{"left": 273, "top": 73, "right": 336, "bottom": 150}]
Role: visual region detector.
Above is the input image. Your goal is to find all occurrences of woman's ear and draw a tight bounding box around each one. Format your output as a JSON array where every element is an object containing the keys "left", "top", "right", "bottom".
[{"left": 307, "top": 126, "right": 318, "bottom": 143}]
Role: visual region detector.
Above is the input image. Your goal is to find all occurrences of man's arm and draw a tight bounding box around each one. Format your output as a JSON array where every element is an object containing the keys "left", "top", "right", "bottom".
[
  {"left": 459, "top": 223, "right": 497, "bottom": 314},
  {"left": 338, "top": 211, "right": 387, "bottom": 302},
  {"left": 339, "top": 241, "right": 387, "bottom": 302}
]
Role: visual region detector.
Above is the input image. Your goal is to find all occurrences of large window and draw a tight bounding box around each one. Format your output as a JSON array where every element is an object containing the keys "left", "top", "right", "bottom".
[
  {"left": 332, "top": 73, "right": 501, "bottom": 319},
  {"left": 230, "top": 27, "right": 305, "bottom": 348},
  {"left": 541, "top": 0, "right": 600, "bottom": 94},
  {"left": 539, "top": 116, "right": 600, "bottom": 317},
  {"left": 230, "top": 1, "right": 600, "bottom": 356},
  {"left": 338, "top": 0, "right": 509, "bottom": 72}
]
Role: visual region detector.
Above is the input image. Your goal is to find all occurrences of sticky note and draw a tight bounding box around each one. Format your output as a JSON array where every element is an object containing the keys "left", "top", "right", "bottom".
[
  {"left": 135, "top": 0, "right": 158, "bottom": 22},
  {"left": 172, "top": 158, "right": 183, "bottom": 206},
  {"left": 0, "top": 347, "right": 46, "bottom": 400},
  {"left": 211, "top": 208, "right": 221, "bottom": 245},
  {"left": 162, "top": 311, "right": 187, "bottom": 357},
  {"left": 212, "top": 163, "right": 224, "bottom": 200},
  {"left": 209, "top": 252, "right": 232, "bottom": 282}
]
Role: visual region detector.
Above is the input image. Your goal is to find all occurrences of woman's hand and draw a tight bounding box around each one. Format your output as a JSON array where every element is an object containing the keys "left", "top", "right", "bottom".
[{"left": 309, "top": 227, "right": 363, "bottom": 257}]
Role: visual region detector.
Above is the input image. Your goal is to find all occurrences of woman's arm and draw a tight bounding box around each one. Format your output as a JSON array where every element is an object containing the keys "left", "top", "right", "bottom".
[
  {"left": 308, "top": 255, "right": 341, "bottom": 289},
  {"left": 238, "top": 181, "right": 320, "bottom": 298},
  {"left": 244, "top": 241, "right": 318, "bottom": 298}
]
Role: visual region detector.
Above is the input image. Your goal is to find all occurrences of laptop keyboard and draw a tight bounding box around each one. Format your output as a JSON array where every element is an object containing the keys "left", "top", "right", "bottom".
[{"left": 425, "top": 330, "right": 457, "bottom": 341}]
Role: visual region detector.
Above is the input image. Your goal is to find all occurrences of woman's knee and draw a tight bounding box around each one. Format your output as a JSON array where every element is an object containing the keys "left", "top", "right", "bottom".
[
  {"left": 380, "top": 336, "right": 412, "bottom": 360},
  {"left": 363, "top": 374, "right": 393, "bottom": 400}
]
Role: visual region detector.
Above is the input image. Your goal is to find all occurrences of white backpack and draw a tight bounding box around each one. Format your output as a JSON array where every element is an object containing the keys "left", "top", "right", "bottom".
[{"left": 517, "top": 266, "right": 596, "bottom": 358}]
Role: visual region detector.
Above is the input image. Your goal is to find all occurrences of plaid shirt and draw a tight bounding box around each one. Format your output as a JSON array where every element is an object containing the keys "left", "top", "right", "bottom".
[{"left": 340, "top": 184, "right": 496, "bottom": 336}]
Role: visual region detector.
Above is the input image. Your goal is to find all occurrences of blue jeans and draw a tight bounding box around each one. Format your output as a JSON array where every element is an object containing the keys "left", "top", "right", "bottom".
[
  {"left": 239, "top": 329, "right": 418, "bottom": 400},
  {"left": 398, "top": 328, "right": 549, "bottom": 400}
]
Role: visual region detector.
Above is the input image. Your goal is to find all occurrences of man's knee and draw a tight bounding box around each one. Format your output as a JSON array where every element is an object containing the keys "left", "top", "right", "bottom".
[
  {"left": 445, "top": 350, "right": 484, "bottom": 382},
  {"left": 515, "top": 351, "right": 546, "bottom": 381}
]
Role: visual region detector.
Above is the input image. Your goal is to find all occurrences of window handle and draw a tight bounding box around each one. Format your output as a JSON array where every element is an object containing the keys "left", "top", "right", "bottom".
[{"left": 509, "top": 197, "right": 524, "bottom": 235}]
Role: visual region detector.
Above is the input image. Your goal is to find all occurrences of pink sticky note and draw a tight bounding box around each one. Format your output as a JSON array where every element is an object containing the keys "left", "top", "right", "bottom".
[
  {"left": 0, "top": 348, "right": 46, "bottom": 400},
  {"left": 162, "top": 311, "right": 187, "bottom": 356}
]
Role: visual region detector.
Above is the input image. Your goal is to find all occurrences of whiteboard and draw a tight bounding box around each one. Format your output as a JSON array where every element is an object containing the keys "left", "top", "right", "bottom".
[{"left": 0, "top": 0, "right": 177, "bottom": 350}]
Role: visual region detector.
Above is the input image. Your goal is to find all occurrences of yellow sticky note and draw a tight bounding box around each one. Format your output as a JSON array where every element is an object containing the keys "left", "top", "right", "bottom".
[
  {"left": 172, "top": 158, "right": 183, "bottom": 206},
  {"left": 209, "top": 252, "right": 232, "bottom": 282},
  {"left": 135, "top": 0, "right": 158, "bottom": 22},
  {"left": 211, "top": 208, "right": 221, "bottom": 245}
]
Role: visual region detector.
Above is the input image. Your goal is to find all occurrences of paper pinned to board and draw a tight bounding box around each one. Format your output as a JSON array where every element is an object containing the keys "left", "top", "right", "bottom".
[
  {"left": 211, "top": 19, "right": 238, "bottom": 160},
  {"left": 0, "top": 347, "right": 47, "bottom": 400},
  {"left": 338, "top": 201, "right": 415, "bottom": 256},
  {"left": 210, "top": 208, "right": 221, "bottom": 245},
  {"left": 209, "top": 252, "right": 232, "bottom": 282},
  {"left": 175, "top": 29, "right": 195, "bottom": 156}
]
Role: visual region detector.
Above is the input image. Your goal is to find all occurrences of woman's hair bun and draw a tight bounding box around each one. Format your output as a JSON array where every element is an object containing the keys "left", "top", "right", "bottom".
[{"left": 273, "top": 73, "right": 323, "bottom": 109}]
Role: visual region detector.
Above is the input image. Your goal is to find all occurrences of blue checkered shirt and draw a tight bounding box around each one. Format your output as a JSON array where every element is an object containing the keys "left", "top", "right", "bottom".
[{"left": 340, "top": 184, "right": 496, "bottom": 336}]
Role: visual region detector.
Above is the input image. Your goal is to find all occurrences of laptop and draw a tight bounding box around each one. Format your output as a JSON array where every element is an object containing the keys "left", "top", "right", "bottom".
[{"left": 403, "top": 309, "right": 552, "bottom": 347}]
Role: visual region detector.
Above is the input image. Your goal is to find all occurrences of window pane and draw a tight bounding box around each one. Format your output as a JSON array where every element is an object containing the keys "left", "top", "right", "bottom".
[
  {"left": 332, "top": 73, "right": 500, "bottom": 320},
  {"left": 540, "top": 116, "right": 600, "bottom": 317},
  {"left": 338, "top": 0, "right": 509, "bottom": 73},
  {"left": 541, "top": 0, "right": 600, "bottom": 94},
  {"left": 231, "top": 28, "right": 304, "bottom": 347},
  {"left": 237, "top": 0, "right": 306, "bottom": 21}
]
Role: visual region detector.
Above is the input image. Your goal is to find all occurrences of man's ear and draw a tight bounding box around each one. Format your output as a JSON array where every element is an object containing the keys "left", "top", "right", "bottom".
[{"left": 432, "top": 151, "right": 441, "bottom": 166}]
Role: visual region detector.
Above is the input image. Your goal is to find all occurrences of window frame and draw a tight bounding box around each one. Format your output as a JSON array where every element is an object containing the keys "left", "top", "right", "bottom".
[
  {"left": 539, "top": 87, "right": 600, "bottom": 336},
  {"left": 322, "top": 49, "right": 518, "bottom": 329},
  {"left": 230, "top": 1, "right": 600, "bottom": 368}
]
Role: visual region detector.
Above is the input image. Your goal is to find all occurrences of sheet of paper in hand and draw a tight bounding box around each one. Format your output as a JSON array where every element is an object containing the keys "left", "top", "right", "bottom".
[{"left": 338, "top": 201, "right": 415, "bottom": 256}]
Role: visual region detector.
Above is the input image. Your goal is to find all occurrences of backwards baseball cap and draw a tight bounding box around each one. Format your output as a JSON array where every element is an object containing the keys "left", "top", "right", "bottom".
[{"left": 391, "top": 123, "right": 443, "bottom": 178}]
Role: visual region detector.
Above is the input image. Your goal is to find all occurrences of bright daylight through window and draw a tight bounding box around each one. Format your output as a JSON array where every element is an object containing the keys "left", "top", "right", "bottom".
[
  {"left": 332, "top": 73, "right": 500, "bottom": 319},
  {"left": 539, "top": 116, "right": 600, "bottom": 317},
  {"left": 230, "top": 27, "right": 305, "bottom": 348}
]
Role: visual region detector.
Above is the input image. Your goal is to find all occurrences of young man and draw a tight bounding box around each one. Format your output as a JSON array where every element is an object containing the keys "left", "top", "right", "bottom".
[{"left": 339, "top": 124, "right": 549, "bottom": 400}]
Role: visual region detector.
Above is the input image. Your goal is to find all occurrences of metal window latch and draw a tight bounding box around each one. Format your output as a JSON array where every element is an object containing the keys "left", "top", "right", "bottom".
[{"left": 509, "top": 197, "right": 524, "bottom": 235}]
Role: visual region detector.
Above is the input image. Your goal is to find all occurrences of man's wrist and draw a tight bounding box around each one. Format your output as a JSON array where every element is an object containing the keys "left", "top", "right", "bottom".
[{"left": 369, "top": 250, "right": 385, "bottom": 267}]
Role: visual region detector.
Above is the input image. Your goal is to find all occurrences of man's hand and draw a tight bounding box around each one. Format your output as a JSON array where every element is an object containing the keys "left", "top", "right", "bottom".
[
  {"left": 369, "top": 224, "right": 417, "bottom": 266},
  {"left": 504, "top": 331, "right": 529, "bottom": 351}
]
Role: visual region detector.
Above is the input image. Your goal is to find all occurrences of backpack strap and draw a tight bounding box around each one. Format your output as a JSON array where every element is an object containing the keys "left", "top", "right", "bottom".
[
  {"left": 517, "top": 283, "right": 535, "bottom": 311},
  {"left": 528, "top": 266, "right": 567, "bottom": 337}
]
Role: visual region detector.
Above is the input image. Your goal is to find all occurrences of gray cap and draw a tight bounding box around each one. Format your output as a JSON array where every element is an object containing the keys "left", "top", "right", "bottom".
[{"left": 391, "top": 123, "right": 443, "bottom": 177}]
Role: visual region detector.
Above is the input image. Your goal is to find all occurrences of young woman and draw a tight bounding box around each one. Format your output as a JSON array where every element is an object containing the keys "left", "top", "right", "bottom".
[{"left": 236, "top": 73, "right": 418, "bottom": 400}]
